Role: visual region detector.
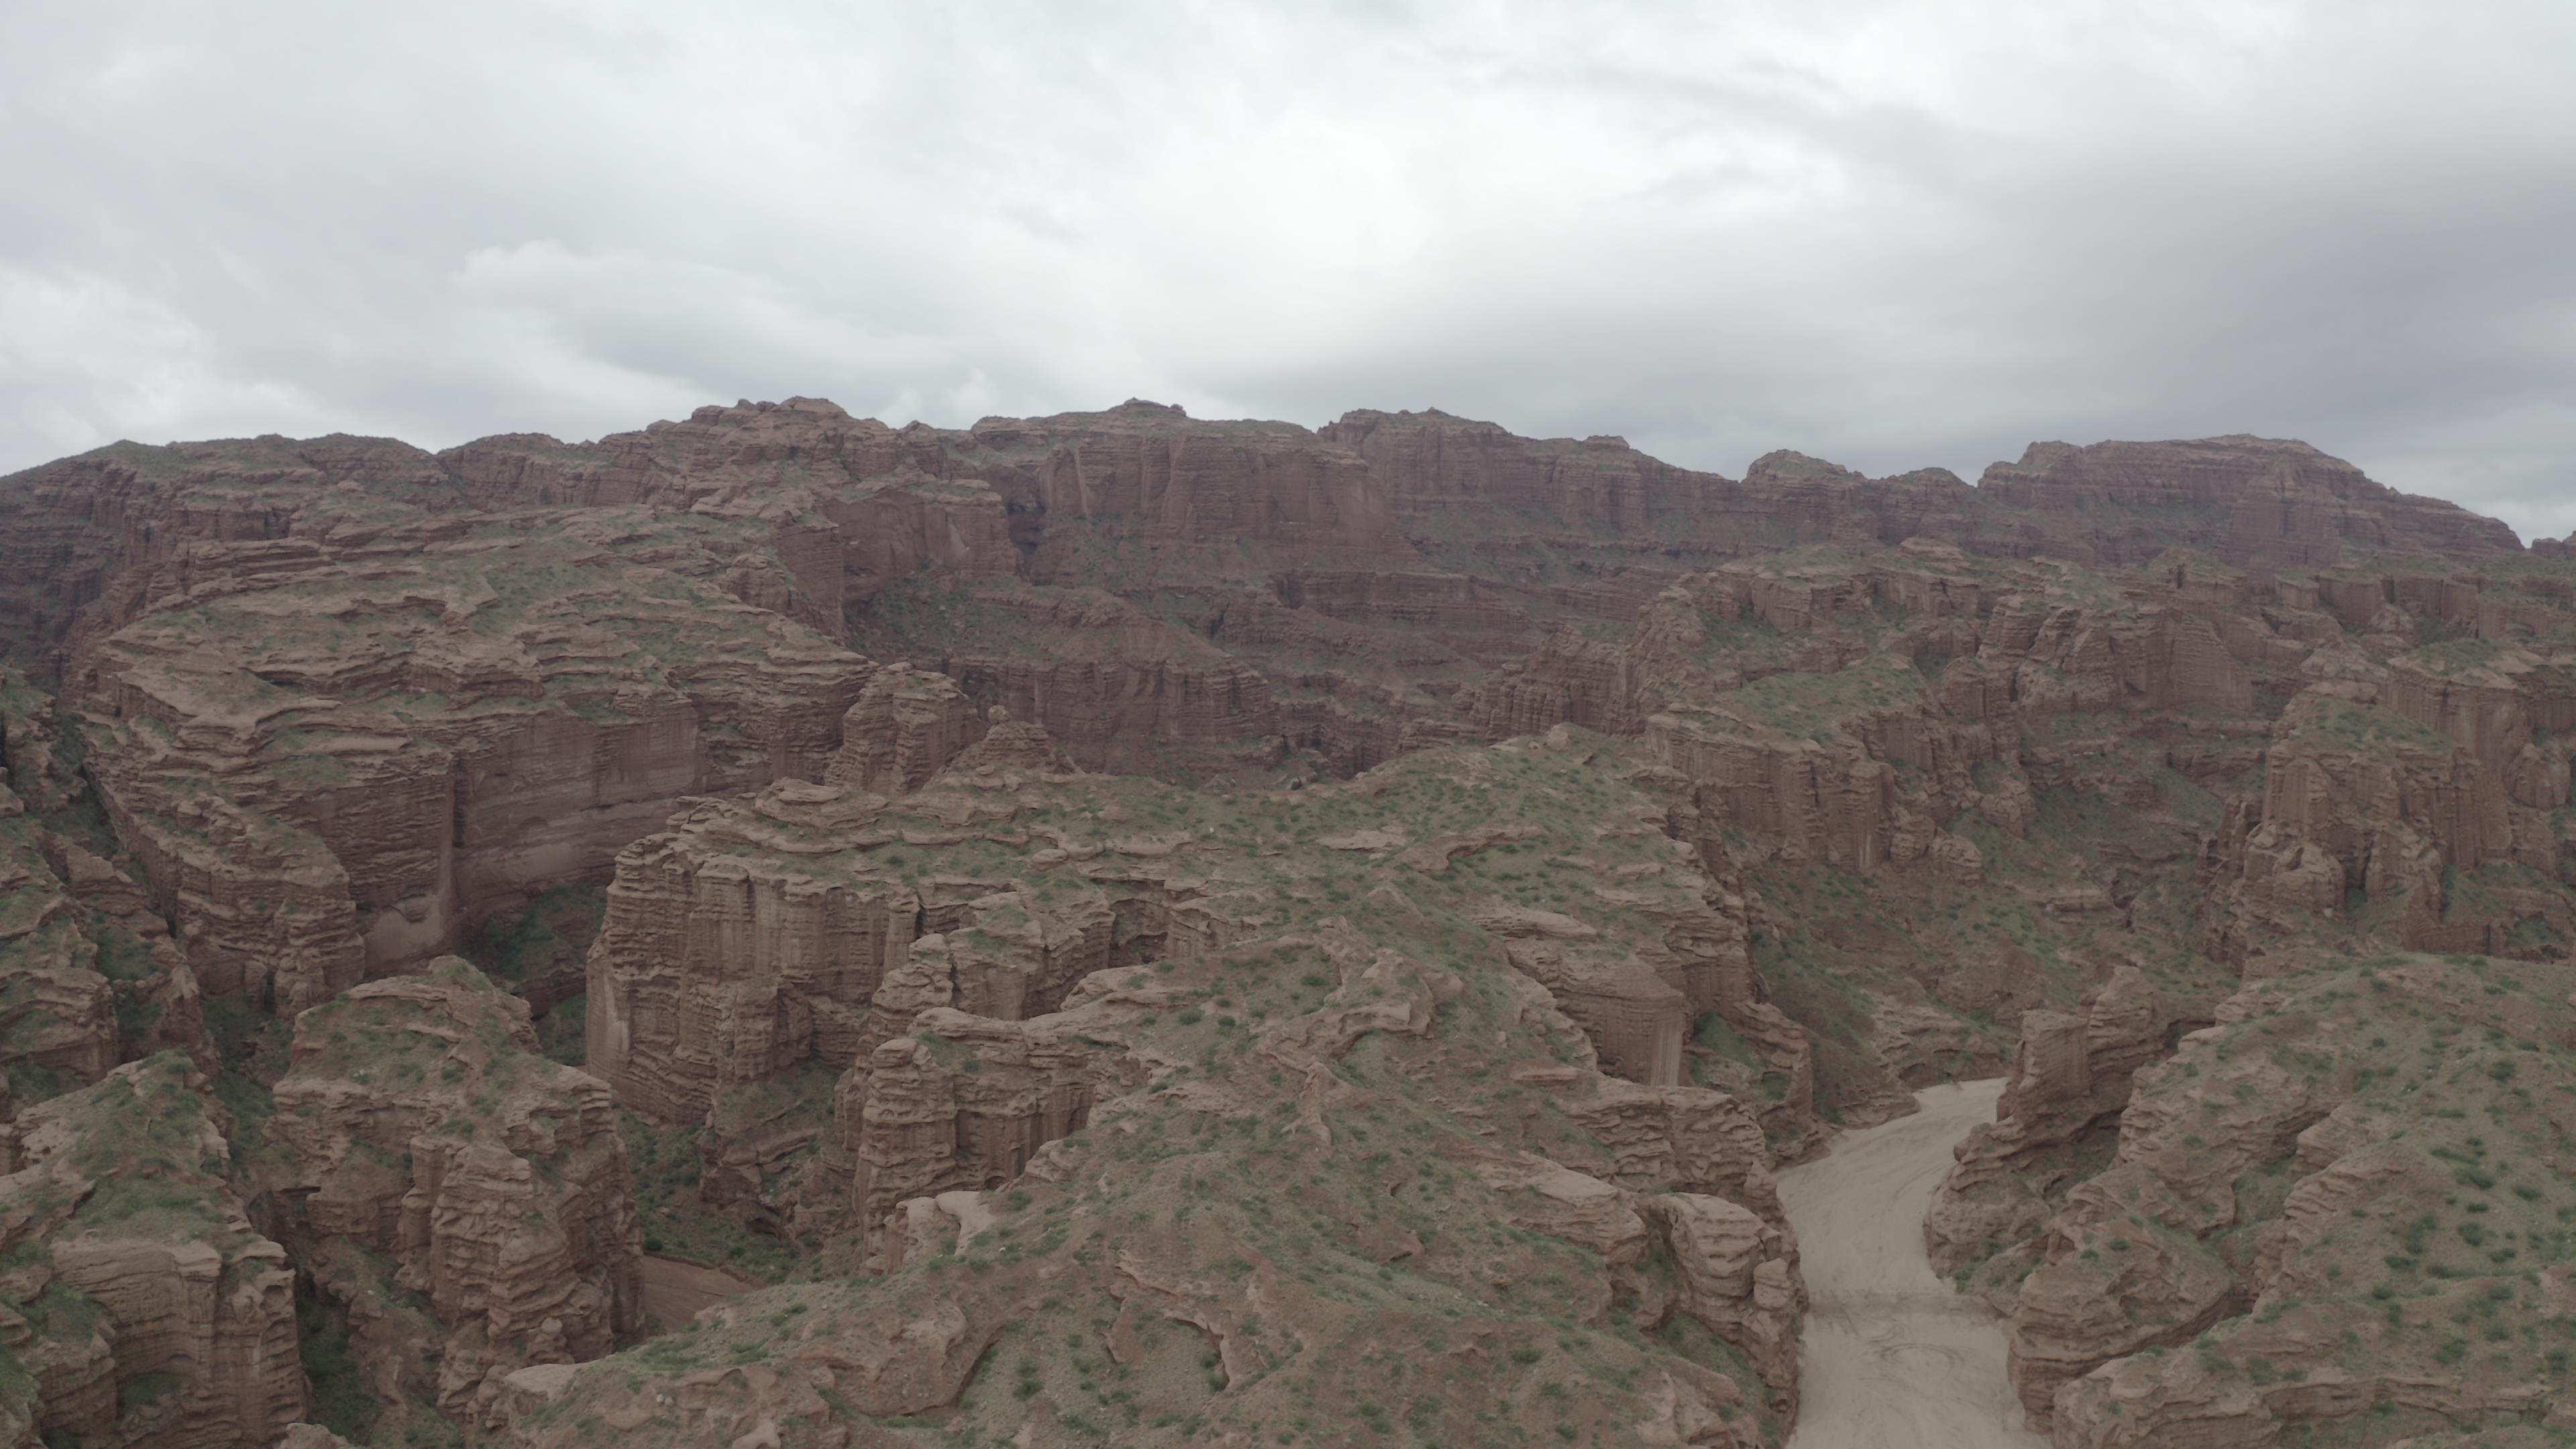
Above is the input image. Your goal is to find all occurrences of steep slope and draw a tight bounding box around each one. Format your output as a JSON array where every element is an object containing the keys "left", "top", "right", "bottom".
[
  {"left": 2009, "top": 956, "right": 2576, "bottom": 1444},
  {"left": 511, "top": 727, "right": 1813, "bottom": 1448},
  {"left": 264, "top": 959, "right": 643, "bottom": 1436},
  {"left": 0, "top": 396, "right": 2560, "bottom": 1449},
  {"left": 0, "top": 1054, "right": 305, "bottom": 1449}
]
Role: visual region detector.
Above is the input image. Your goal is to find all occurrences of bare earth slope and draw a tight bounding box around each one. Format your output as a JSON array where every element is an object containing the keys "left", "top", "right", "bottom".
[{"left": 1782, "top": 1079, "right": 2046, "bottom": 1449}]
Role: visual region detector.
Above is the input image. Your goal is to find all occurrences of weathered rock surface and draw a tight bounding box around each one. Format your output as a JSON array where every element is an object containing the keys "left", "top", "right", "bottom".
[
  {"left": 6, "top": 397, "right": 2571, "bottom": 1448},
  {"left": 0, "top": 1055, "right": 305, "bottom": 1449},
  {"left": 266, "top": 959, "right": 642, "bottom": 1429},
  {"left": 498, "top": 731, "right": 1802, "bottom": 1448},
  {"left": 0, "top": 668, "right": 208, "bottom": 1096},
  {"left": 823, "top": 664, "right": 987, "bottom": 794},
  {"left": 1925, "top": 967, "right": 2166, "bottom": 1275},
  {"left": 66, "top": 515, "right": 871, "bottom": 1010},
  {"left": 1974, "top": 436, "right": 2522, "bottom": 571},
  {"left": 2002, "top": 957, "right": 2576, "bottom": 1441}
]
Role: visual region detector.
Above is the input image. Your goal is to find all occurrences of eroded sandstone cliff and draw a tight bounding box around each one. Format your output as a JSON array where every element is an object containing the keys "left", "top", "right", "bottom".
[
  {"left": 0, "top": 1055, "right": 304, "bottom": 1449},
  {"left": 0, "top": 396, "right": 2565, "bottom": 1448},
  {"left": 266, "top": 959, "right": 642, "bottom": 1433},
  {"left": 509, "top": 728, "right": 1812, "bottom": 1446}
]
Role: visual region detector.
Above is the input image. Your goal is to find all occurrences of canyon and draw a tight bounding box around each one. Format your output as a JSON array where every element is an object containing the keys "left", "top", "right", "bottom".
[{"left": 0, "top": 398, "right": 2569, "bottom": 1447}]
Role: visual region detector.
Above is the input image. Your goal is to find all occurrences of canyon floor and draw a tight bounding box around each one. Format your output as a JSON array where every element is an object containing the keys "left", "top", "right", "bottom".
[{"left": 1782, "top": 1080, "right": 2046, "bottom": 1449}]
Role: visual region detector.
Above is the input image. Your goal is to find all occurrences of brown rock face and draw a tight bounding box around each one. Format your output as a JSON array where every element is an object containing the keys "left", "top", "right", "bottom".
[
  {"left": 850, "top": 1006, "right": 1147, "bottom": 1251},
  {"left": 875, "top": 578, "right": 1285, "bottom": 776},
  {"left": 1320, "top": 411, "right": 1974, "bottom": 560},
  {"left": 2205, "top": 645, "right": 2576, "bottom": 966},
  {"left": 266, "top": 959, "right": 642, "bottom": 1427},
  {"left": 1925, "top": 967, "right": 2165, "bottom": 1275},
  {"left": 1975, "top": 436, "right": 2522, "bottom": 570},
  {"left": 492, "top": 731, "right": 1797, "bottom": 1449},
  {"left": 66, "top": 521, "right": 870, "bottom": 1009},
  {"left": 10, "top": 394, "right": 2571, "bottom": 1448},
  {"left": 583, "top": 776, "right": 1106, "bottom": 1128},
  {"left": 1646, "top": 653, "right": 1992, "bottom": 875},
  {"left": 824, "top": 663, "right": 985, "bottom": 793},
  {"left": 0, "top": 669, "right": 208, "bottom": 1093},
  {"left": 0, "top": 1055, "right": 305, "bottom": 1449},
  {"left": 2002, "top": 958, "right": 2576, "bottom": 1443}
]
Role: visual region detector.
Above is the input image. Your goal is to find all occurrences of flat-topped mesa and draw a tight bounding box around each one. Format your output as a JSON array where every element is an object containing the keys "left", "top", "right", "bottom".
[
  {"left": 66, "top": 526, "right": 871, "bottom": 1009},
  {"left": 1016, "top": 401, "right": 1411, "bottom": 562},
  {"left": 1318, "top": 409, "right": 1974, "bottom": 557},
  {"left": 266, "top": 959, "right": 641, "bottom": 1428},
  {"left": 441, "top": 397, "right": 1008, "bottom": 619},
  {"left": 0, "top": 1054, "right": 306, "bottom": 1449},
  {"left": 1976, "top": 436, "right": 2522, "bottom": 571}
]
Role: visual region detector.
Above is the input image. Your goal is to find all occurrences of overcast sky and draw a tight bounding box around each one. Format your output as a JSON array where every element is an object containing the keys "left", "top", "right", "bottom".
[{"left": 5, "top": 1, "right": 2572, "bottom": 539}]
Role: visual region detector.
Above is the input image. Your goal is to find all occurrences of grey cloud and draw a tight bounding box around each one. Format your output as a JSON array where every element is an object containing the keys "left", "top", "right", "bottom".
[{"left": 3, "top": 1, "right": 2570, "bottom": 541}]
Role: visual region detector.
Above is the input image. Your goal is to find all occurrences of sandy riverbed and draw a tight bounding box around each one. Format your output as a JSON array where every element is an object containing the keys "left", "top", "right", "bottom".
[
  {"left": 639, "top": 1254, "right": 761, "bottom": 1332},
  {"left": 1780, "top": 1079, "right": 2049, "bottom": 1449}
]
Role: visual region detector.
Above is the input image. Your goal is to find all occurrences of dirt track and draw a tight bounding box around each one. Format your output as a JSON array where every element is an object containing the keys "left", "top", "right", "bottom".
[{"left": 1780, "top": 1079, "right": 2049, "bottom": 1449}]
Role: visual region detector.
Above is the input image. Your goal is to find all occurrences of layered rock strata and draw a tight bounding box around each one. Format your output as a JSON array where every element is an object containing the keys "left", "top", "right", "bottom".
[
  {"left": 0, "top": 668, "right": 209, "bottom": 1096},
  {"left": 516, "top": 729, "right": 1809, "bottom": 1447},
  {"left": 0, "top": 1055, "right": 305, "bottom": 1449},
  {"left": 2004, "top": 957, "right": 2576, "bottom": 1442},
  {"left": 70, "top": 525, "right": 871, "bottom": 1008},
  {"left": 1924, "top": 967, "right": 2166, "bottom": 1276},
  {"left": 823, "top": 663, "right": 987, "bottom": 793},
  {"left": 266, "top": 959, "right": 643, "bottom": 1428}
]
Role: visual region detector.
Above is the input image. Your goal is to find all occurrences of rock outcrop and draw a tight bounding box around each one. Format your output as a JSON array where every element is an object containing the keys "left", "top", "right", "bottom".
[
  {"left": 1974, "top": 436, "right": 2522, "bottom": 570},
  {"left": 7, "top": 394, "right": 2571, "bottom": 1449},
  {"left": 501, "top": 730, "right": 1803, "bottom": 1449},
  {"left": 70, "top": 523, "right": 871, "bottom": 1008},
  {"left": 2004, "top": 957, "right": 2576, "bottom": 1440},
  {"left": 823, "top": 663, "right": 987, "bottom": 793},
  {"left": 1925, "top": 967, "right": 2165, "bottom": 1276},
  {"left": 0, "top": 1055, "right": 305, "bottom": 1449},
  {"left": 267, "top": 959, "right": 642, "bottom": 1429},
  {"left": 0, "top": 668, "right": 208, "bottom": 1095}
]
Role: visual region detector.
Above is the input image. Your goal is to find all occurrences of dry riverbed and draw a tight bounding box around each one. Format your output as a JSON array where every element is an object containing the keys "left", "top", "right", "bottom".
[{"left": 1780, "top": 1079, "right": 2049, "bottom": 1449}]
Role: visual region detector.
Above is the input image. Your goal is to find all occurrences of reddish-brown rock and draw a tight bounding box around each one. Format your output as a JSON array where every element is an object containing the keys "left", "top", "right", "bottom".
[
  {"left": 0, "top": 1055, "right": 306, "bottom": 1449},
  {"left": 68, "top": 523, "right": 870, "bottom": 1008},
  {"left": 266, "top": 959, "right": 642, "bottom": 1426},
  {"left": 1974, "top": 436, "right": 2521, "bottom": 570},
  {"left": 824, "top": 663, "right": 983, "bottom": 794},
  {"left": 1925, "top": 967, "right": 2165, "bottom": 1275}
]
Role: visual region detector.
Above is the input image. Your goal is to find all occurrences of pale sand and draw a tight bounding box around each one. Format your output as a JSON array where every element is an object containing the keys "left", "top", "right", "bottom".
[
  {"left": 639, "top": 1254, "right": 761, "bottom": 1332},
  {"left": 1780, "top": 1079, "right": 2050, "bottom": 1449}
]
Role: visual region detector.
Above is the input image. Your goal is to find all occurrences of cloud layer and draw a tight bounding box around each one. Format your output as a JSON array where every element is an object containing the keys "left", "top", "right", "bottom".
[{"left": 6, "top": 1, "right": 2572, "bottom": 539}]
